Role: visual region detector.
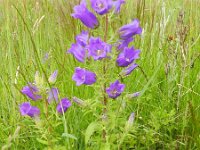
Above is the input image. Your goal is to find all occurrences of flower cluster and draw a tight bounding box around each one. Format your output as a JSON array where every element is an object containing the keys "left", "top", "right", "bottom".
[
  {"left": 19, "top": 0, "right": 142, "bottom": 124},
  {"left": 68, "top": 0, "right": 142, "bottom": 100},
  {"left": 19, "top": 70, "right": 71, "bottom": 118},
  {"left": 72, "top": 0, "right": 125, "bottom": 29}
]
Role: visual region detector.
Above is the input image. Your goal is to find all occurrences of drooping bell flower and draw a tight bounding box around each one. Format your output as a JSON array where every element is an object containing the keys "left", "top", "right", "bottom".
[
  {"left": 120, "top": 63, "right": 138, "bottom": 76},
  {"left": 48, "top": 70, "right": 58, "bottom": 83},
  {"left": 88, "top": 37, "right": 112, "bottom": 60},
  {"left": 19, "top": 102, "right": 40, "bottom": 117},
  {"left": 106, "top": 80, "right": 125, "bottom": 99},
  {"left": 119, "top": 19, "right": 142, "bottom": 40},
  {"left": 68, "top": 43, "right": 86, "bottom": 62},
  {"left": 76, "top": 31, "right": 89, "bottom": 47},
  {"left": 47, "top": 88, "right": 59, "bottom": 104},
  {"left": 117, "top": 37, "right": 133, "bottom": 51},
  {"left": 116, "top": 47, "right": 140, "bottom": 67},
  {"left": 112, "top": 0, "right": 125, "bottom": 14},
  {"left": 72, "top": 67, "right": 96, "bottom": 86},
  {"left": 21, "top": 84, "right": 42, "bottom": 101},
  {"left": 56, "top": 98, "right": 71, "bottom": 114},
  {"left": 90, "top": 0, "right": 112, "bottom": 15},
  {"left": 72, "top": 0, "right": 99, "bottom": 29}
]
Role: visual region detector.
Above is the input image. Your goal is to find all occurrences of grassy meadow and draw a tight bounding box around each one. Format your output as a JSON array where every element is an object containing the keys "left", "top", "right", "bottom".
[{"left": 0, "top": 0, "right": 200, "bottom": 149}]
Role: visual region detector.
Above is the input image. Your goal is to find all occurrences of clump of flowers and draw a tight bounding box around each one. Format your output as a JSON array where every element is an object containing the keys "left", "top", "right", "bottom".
[
  {"left": 67, "top": 0, "right": 142, "bottom": 141},
  {"left": 18, "top": 0, "right": 143, "bottom": 146},
  {"left": 19, "top": 70, "right": 71, "bottom": 118}
]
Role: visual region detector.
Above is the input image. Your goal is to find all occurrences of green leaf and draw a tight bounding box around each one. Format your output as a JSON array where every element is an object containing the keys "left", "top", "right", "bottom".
[
  {"left": 85, "top": 122, "right": 99, "bottom": 145},
  {"left": 62, "top": 133, "right": 77, "bottom": 140},
  {"left": 36, "top": 138, "right": 48, "bottom": 145}
]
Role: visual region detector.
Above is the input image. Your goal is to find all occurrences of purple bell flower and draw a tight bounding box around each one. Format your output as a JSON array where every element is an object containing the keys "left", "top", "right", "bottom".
[
  {"left": 68, "top": 43, "right": 86, "bottom": 62},
  {"left": 19, "top": 102, "right": 40, "bottom": 117},
  {"left": 88, "top": 37, "right": 112, "bottom": 60},
  {"left": 120, "top": 63, "right": 138, "bottom": 76},
  {"left": 21, "top": 84, "right": 42, "bottom": 101},
  {"left": 72, "top": 0, "right": 99, "bottom": 29},
  {"left": 112, "top": 0, "right": 125, "bottom": 13},
  {"left": 116, "top": 47, "right": 140, "bottom": 67},
  {"left": 106, "top": 80, "right": 125, "bottom": 99},
  {"left": 56, "top": 98, "right": 71, "bottom": 114},
  {"left": 90, "top": 0, "right": 112, "bottom": 15},
  {"left": 119, "top": 19, "right": 142, "bottom": 40},
  {"left": 117, "top": 37, "right": 133, "bottom": 51},
  {"left": 72, "top": 67, "right": 97, "bottom": 86},
  {"left": 76, "top": 31, "right": 89, "bottom": 47},
  {"left": 47, "top": 88, "right": 59, "bottom": 104}
]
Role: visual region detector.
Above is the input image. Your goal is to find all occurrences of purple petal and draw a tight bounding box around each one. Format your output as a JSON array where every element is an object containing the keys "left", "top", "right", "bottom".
[
  {"left": 119, "top": 19, "right": 142, "bottom": 39},
  {"left": 120, "top": 63, "right": 138, "bottom": 76},
  {"left": 106, "top": 80, "right": 125, "bottom": 99},
  {"left": 21, "top": 84, "right": 42, "bottom": 101},
  {"left": 27, "top": 106, "right": 40, "bottom": 117},
  {"left": 56, "top": 98, "right": 71, "bottom": 114},
  {"left": 19, "top": 102, "right": 31, "bottom": 116},
  {"left": 117, "top": 37, "right": 133, "bottom": 51},
  {"left": 90, "top": 0, "right": 112, "bottom": 15},
  {"left": 72, "top": 67, "right": 96, "bottom": 86},
  {"left": 76, "top": 31, "right": 89, "bottom": 47},
  {"left": 68, "top": 43, "right": 86, "bottom": 62},
  {"left": 112, "top": 0, "right": 125, "bottom": 14},
  {"left": 72, "top": 0, "right": 99, "bottom": 29},
  {"left": 88, "top": 37, "right": 112, "bottom": 60},
  {"left": 19, "top": 102, "right": 40, "bottom": 117},
  {"left": 116, "top": 47, "right": 140, "bottom": 67}
]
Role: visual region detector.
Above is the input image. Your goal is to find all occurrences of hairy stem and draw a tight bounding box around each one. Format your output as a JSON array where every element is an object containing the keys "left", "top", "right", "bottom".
[{"left": 102, "top": 14, "right": 109, "bottom": 141}]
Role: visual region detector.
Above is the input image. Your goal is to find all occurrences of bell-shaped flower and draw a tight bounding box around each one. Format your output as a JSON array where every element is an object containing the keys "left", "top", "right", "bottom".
[
  {"left": 116, "top": 47, "right": 140, "bottom": 67},
  {"left": 88, "top": 37, "right": 112, "bottom": 60},
  {"left": 112, "top": 0, "right": 125, "bottom": 14},
  {"left": 68, "top": 43, "right": 87, "bottom": 62},
  {"left": 72, "top": 0, "right": 99, "bottom": 29},
  {"left": 76, "top": 31, "right": 89, "bottom": 47},
  {"left": 56, "top": 98, "right": 71, "bottom": 114},
  {"left": 119, "top": 19, "right": 142, "bottom": 40},
  {"left": 117, "top": 37, "right": 133, "bottom": 51},
  {"left": 19, "top": 102, "right": 40, "bottom": 117},
  {"left": 106, "top": 80, "right": 125, "bottom": 99},
  {"left": 120, "top": 63, "right": 138, "bottom": 76},
  {"left": 90, "top": 0, "right": 112, "bottom": 15},
  {"left": 72, "top": 67, "right": 97, "bottom": 86},
  {"left": 21, "top": 83, "right": 42, "bottom": 101}
]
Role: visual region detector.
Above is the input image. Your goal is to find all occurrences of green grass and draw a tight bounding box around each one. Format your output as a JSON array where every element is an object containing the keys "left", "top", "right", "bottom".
[{"left": 0, "top": 0, "right": 200, "bottom": 149}]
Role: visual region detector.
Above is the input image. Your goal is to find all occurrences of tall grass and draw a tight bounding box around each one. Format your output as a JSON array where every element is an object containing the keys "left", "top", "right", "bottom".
[{"left": 0, "top": 0, "right": 200, "bottom": 149}]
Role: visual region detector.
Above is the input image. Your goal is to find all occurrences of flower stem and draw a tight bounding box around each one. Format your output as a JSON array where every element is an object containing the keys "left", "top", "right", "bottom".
[{"left": 102, "top": 14, "right": 109, "bottom": 141}]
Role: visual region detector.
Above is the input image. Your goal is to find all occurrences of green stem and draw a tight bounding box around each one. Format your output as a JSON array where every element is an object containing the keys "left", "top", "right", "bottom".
[{"left": 102, "top": 14, "right": 109, "bottom": 141}]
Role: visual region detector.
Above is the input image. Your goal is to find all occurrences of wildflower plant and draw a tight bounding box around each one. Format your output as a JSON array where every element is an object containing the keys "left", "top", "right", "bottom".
[{"left": 18, "top": 0, "right": 143, "bottom": 148}]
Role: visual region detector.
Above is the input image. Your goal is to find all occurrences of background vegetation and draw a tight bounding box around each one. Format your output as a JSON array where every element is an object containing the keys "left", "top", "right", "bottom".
[{"left": 0, "top": 0, "right": 200, "bottom": 149}]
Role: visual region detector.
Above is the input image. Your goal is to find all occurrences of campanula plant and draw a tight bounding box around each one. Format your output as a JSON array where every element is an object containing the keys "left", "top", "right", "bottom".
[
  {"left": 66, "top": 0, "right": 143, "bottom": 148},
  {"left": 18, "top": 0, "right": 143, "bottom": 148}
]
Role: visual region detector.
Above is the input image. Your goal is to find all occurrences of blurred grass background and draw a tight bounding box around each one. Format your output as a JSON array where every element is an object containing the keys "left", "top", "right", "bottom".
[{"left": 0, "top": 0, "right": 200, "bottom": 149}]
